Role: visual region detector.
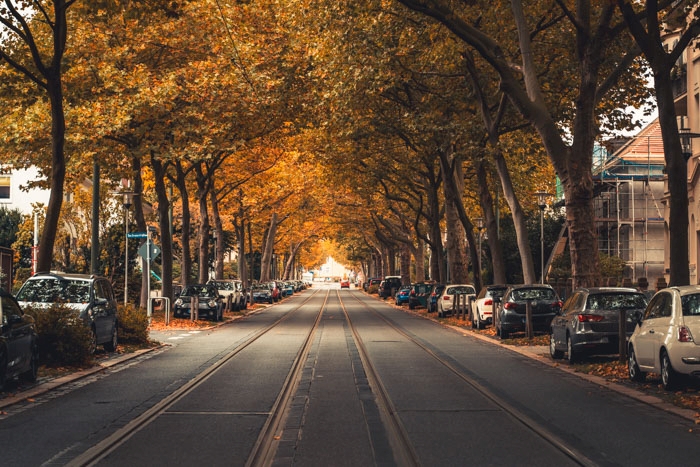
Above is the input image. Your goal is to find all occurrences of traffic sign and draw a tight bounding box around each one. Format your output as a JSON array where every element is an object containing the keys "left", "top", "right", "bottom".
[
  {"left": 127, "top": 232, "right": 147, "bottom": 239},
  {"left": 138, "top": 242, "right": 161, "bottom": 261}
]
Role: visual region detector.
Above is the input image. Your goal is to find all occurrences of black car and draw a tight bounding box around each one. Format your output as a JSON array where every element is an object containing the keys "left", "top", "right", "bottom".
[
  {"left": 174, "top": 284, "right": 224, "bottom": 321},
  {"left": 16, "top": 272, "right": 119, "bottom": 353},
  {"left": 497, "top": 284, "right": 562, "bottom": 338},
  {"left": 550, "top": 287, "right": 648, "bottom": 363},
  {"left": 251, "top": 284, "right": 273, "bottom": 304},
  {"left": 378, "top": 276, "right": 402, "bottom": 298},
  {"left": 0, "top": 289, "right": 38, "bottom": 388}
]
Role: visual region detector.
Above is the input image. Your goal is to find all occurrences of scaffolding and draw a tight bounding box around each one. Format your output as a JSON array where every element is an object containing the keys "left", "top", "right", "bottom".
[{"left": 593, "top": 127, "right": 666, "bottom": 282}]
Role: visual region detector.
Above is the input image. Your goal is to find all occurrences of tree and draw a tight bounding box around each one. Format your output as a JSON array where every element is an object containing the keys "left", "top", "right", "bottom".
[
  {"left": 616, "top": 0, "right": 700, "bottom": 286},
  {"left": 0, "top": 0, "right": 76, "bottom": 272},
  {"left": 396, "top": 0, "right": 650, "bottom": 287},
  {"left": 0, "top": 206, "right": 23, "bottom": 248}
]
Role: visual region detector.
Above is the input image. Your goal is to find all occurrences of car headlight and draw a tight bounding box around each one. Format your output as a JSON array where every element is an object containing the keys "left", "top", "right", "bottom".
[
  {"left": 208, "top": 299, "right": 217, "bottom": 308},
  {"left": 175, "top": 298, "right": 183, "bottom": 306}
]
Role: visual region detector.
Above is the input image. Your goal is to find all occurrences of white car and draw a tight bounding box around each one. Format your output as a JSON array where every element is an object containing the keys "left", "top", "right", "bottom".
[
  {"left": 470, "top": 285, "right": 508, "bottom": 329},
  {"left": 437, "top": 284, "right": 476, "bottom": 318},
  {"left": 628, "top": 285, "right": 700, "bottom": 390}
]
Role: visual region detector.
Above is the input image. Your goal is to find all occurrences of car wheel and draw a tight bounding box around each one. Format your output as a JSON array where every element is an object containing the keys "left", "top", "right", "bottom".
[
  {"left": 409, "top": 302, "right": 415, "bottom": 310},
  {"left": 566, "top": 335, "right": 579, "bottom": 364},
  {"left": 628, "top": 345, "right": 646, "bottom": 382},
  {"left": 498, "top": 326, "right": 509, "bottom": 339},
  {"left": 21, "top": 345, "right": 39, "bottom": 383},
  {"left": 103, "top": 325, "right": 118, "bottom": 352},
  {"left": 549, "top": 333, "right": 563, "bottom": 360},
  {"left": 88, "top": 327, "right": 98, "bottom": 355},
  {"left": 661, "top": 350, "right": 681, "bottom": 390}
]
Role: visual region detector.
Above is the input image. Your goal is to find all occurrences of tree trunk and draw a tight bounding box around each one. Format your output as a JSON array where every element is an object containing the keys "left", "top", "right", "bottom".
[
  {"left": 400, "top": 245, "right": 411, "bottom": 285},
  {"left": 414, "top": 237, "right": 426, "bottom": 283},
  {"left": 475, "top": 159, "right": 506, "bottom": 285},
  {"left": 210, "top": 190, "right": 224, "bottom": 280},
  {"left": 194, "top": 165, "right": 212, "bottom": 284},
  {"left": 656, "top": 71, "right": 689, "bottom": 285},
  {"left": 150, "top": 154, "right": 173, "bottom": 303},
  {"left": 173, "top": 162, "right": 192, "bottom": 286},
  {"left": 259, "top": 213, "right": 278, "bottom": 282},
  {"left": 130, "top": 156, "right": 149, "bottom": 309}
]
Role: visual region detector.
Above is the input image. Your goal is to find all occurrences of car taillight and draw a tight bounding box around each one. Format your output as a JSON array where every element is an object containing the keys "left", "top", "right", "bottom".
[
  {"left": 577, "top": 314, "right": 604, "bottom": 323},
  {"left": 504, "top": 302, "right": 516, "bottom": 309},
  {"left": 410, "top": 290, "right": 416, "bottom": 296},
  {"left": 484, "top": 299, "right": 493, "bottom": 306},
  {"left": 443, "top": 295, "right": 451, "bottom": 301},
  {"left": 678, "top": 326, "right": 695, "bottom": 343}
]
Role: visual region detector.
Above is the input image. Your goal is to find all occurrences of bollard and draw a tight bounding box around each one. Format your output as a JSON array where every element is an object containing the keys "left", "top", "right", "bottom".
[
  {"left": 618, "top": 309, "right": 627, "bottom": 362},
  {"left": 192, "top": 295, "right": 199, "bottom": 321},
  {"left": 493, "top": 297, "right": 501, "bottom": 332},
  {"left": 226, "top": 294, "right": 233, "bottom": 312},
  {"left": 525, "top": 299, "right": 533, "bottom": 339}
]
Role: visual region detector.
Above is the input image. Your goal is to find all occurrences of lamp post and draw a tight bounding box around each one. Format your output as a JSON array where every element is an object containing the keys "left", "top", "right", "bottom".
[
  {"left": 475, "top": 217, "right": 484, "bottom": 274},
  {"left": 122, "top": 191, "right": 135, "bottom": 305},
  {"left": 211, "top": 229, "right": 218, "bottom": 280},
  {"left": 535, "top": 191, "right": 550, "bottom": 284}
]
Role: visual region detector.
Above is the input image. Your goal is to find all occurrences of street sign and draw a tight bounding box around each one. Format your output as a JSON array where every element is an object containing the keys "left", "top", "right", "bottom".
[
  {"left": 127, "top": 232, "right": 147, "bottom": 239},
  {"left": 138, "top": 242, "right": 161, "bottom": 261}
]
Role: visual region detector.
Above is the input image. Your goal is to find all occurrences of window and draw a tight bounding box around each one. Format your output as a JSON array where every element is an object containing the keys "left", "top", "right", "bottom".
[{"left": 0, "top": 175, "right": 9, "bottom": 200}]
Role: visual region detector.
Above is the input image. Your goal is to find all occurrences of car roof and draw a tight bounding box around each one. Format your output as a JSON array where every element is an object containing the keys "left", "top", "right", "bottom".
[
  {"left": 28, "top": 272, "right": 100, "bottom": 282},
  {"left": 573, "top": 287, "right": 641, "bottom": 294}
]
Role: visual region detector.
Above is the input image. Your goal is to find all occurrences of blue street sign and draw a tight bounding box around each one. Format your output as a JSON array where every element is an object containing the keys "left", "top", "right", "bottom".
[{"left": 127, "top": 232, "right": 147, "bottom": 239}]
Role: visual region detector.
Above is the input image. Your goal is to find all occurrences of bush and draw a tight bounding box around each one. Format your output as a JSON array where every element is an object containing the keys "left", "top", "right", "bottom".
[
  {"left": 23, "top": 304, "right": 94, "bottom": 367},
  {"left": 117, "top": 303, "right": 150, "bottom": 345}
]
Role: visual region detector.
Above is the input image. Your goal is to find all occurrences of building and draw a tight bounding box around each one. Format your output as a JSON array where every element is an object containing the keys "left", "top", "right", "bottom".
[
  {"left": 0, "top": 166, "right": 50, "bottom": 215},
  {"left": 593, "top": 121, "right": 666, "bottom": 282}
]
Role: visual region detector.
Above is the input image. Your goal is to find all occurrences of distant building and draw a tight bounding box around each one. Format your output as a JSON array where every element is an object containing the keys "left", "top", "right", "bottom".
[{"left": 0, "top": 166, "right": 50, "bottom": 215}]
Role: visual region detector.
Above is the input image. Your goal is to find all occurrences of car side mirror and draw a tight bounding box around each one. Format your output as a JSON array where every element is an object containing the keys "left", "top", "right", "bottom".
[{"left": 94, "top": 298, "right": 108, "bottom": 306}]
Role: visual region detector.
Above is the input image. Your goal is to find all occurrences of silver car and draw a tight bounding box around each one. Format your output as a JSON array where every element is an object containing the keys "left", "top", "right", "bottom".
[
  {"left": 550, "top": 287, "right": 647, "bottom": 363},
  {"left": 628, "top": 285, "right": 700, "bottom": 390}
]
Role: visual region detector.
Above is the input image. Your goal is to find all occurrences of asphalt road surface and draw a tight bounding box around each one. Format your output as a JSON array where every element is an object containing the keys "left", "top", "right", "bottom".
[{"left": 2, "top": 284, "right": 699, "bottom": 466}]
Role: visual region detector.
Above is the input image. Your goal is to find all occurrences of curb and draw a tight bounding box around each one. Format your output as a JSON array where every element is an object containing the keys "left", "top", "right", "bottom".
[{"left": 0, "top": 346, "right": 160, "bottom": 410}]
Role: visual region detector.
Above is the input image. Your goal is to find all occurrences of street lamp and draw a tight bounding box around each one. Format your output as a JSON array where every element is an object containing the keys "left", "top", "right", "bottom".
[
  {"left": 475, "top": 217, "right": 484, "bottom": 274},
  {"left": 535, "top": 191, "right": 551, "bottom": 284},
  {"left": 679, "top": 128, "right": 700, "bottom": 162}
]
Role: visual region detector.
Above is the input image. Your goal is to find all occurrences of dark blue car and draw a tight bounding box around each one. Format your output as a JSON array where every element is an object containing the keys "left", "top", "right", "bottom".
[{"left": 395, "top": 286, "right": 411, "bottom": 306}]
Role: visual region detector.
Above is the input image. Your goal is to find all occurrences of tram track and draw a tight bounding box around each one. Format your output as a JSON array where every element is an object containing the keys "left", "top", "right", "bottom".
[
  {"left": 342, "top": 291, "right": 597, "bottom": 467},
  {"left": 67, "top": 288, "right": 331, "bottom": 467}
]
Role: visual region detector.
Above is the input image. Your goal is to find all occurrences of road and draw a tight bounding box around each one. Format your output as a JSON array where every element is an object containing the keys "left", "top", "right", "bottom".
[{"left": 1, "top": 285, "right": 699, "bottom": 466}]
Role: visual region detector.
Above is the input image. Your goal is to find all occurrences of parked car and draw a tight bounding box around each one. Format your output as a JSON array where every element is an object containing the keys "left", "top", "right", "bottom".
[
  {"left": 427, "top": 284, "right": 446, "bottom": 313},
  {"left": 340, "top": 279, "right": 350, "bottom": 289},
  {"left": 367, "top": 278, "right": 382, "bottom": 294},
  {"left": 379, "top": 276, "right": 402, "bottom": 298},
  {"left": 437, "top": 284, "right": 476, "bottom": 318},
  {"left": 471, "top": 285, "right": 508, "bottom": 329},
  {"left": 173, "top": 284, "right": 223, "bottom": 321},
  {"left": 0, "top": 288, "right": 38, "bottom": 388},
  {"left": 395, "top": 286, "right": 411, "bottom": 306},
  {"left": 550, "top": 287, "right": 648, "bottom": 363},
  {"left": 408, "top": 282, "right": 434, "bottom": 310},
  {"left": 628, "top": 285, "right": 700, "bottom": 390},
  {"left": 252, "top": 284, "right": 273, "bottom": 304},
  {"left": 496, "top": 284, "right": 562, "bottom": 338},
  {"left": 281, "top": 282, "right": 295, "bottom": 297},
  {"left": 16, "top": 272, "right": 119, "bottom": 353},
  {"left": 207, "top": 279, "right": 245, "bottom": 311}
]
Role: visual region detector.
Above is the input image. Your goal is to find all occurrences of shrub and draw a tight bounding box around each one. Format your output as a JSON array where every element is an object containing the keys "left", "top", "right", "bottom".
[
  {"left": 23, "top": 303, "right": 94, "bottom": 367},
  {"left": 117, "top": 303, "right": 149, "bottom": 345}
]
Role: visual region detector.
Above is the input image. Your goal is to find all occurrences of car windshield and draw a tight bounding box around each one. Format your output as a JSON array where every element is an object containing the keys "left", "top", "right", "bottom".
[
  {"left": 487, "top": 288, "right": 507, "bottom": 299},
  {"left": 17, "top": 278, "right": 91, "bottom": 303},
  {"left": 211, "top": 281, "right": 233, "bottom": 291},
  {"left": 446, "top": 286, "right": 475, "bottom": 295},
  {"left": 681, "top": 293, "right": 700, "bottom": 316},
  {"left": 586, "top": 293, "right": 646, "bottom": 311},
  {"left": 511, "top": 288, "right": 556, "bottom": 301},
  {"left": 413, "top": 284, "right": 432, "bottom": 293},
  {"left": 182, "top": 286, "right": 217, "bottom": 298}
]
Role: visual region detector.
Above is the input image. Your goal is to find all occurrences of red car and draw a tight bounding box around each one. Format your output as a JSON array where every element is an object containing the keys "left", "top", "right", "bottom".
[{"left": 340, "top": 279, "right": 350, "bottom": 288}]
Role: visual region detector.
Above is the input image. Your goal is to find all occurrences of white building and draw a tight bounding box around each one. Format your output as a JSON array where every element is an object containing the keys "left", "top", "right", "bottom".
[{"left": 0, "top": 166, "right": 50, "bottom": 214}]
